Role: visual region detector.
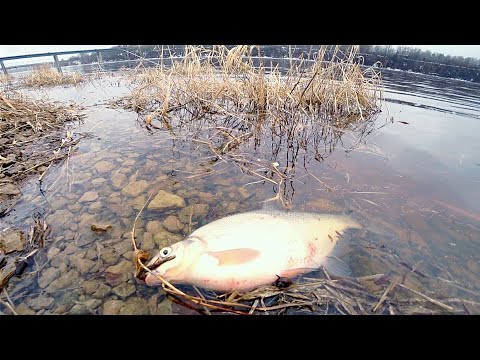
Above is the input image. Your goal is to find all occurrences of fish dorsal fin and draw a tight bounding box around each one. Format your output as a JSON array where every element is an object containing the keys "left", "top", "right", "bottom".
[{"left": 208, "top": 248, "right": 260, "bottom": 266}]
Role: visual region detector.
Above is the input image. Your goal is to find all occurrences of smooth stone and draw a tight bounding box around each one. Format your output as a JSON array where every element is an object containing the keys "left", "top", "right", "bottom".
[
  {"left": 15, "top": 303, "right": 36, "bottom": 315},
  {"left": 46, "top": 269, "right": 81, "bottom": 292},
  {"left": 178, "top": 204, "right": 210, "bottom": 223},
  {"left": 141, "top": 232, "right": 155, "bottom": 251},
  {"left": 197, "top": 192, "right": 215, "bottom": 204},
  {"left": 119, "top": 297, "right": 149, "bottom": 315},
  {"left": 47, "top": 247, "right": 60, "bottom": 261},
  {"left": 68, "top": 204, "right": 82, "bottom": 213},
  {"left": 91, "top": 178, "right": 106, "bottom": 187},
  {"left": 68, "top": 304, "right": 91, "bottom": 315},
  {"left": 146, "top": 220, "right": 164, "bottom": 234},
  {"left": 112, "top": 283, "right": 136, "bottom": 299},
  {"left": 123, "top": 159, "right": 136, "bottom": 166},
  {"left": 129, "top": 195, "right": 147, "bottom": 210},
  {"left": 111, "top": 173, "right": 128, "bottom": 189},
  {"left": 0, "top": 229, "right": 26, "bottom": 253},
  {"left": 162, "top": 215, "right": 184, "bottom": 233},
  {"left": 105, "top": 260, "right": 134, "bottom": 286},
  {"left": 64, "top": 244, "right": 80, "bottom": 255},
  {"left": 72, "top": 257, "right": 96, "bottom": 273},
  {"left": 121, "top": 180, "right": 149, "bottom": 197},
  {"left": 46, "top": 209, "right": 74, "bottom": 228},
  {"left": 38, "top": 267, "right": 61, "bottom": 289},
  {"left": 75, "top": 235, "right": 96, "bottom": 247},
  {"left": 153, "top": 230, "right": 183, "bottom": 248},
  {"left": 95, "top": 161, "right": 115, "bottom": 173},
  {"left": 122, "top": 250, "right": 134, "bottom": 260},
  {"left": 93, "top": 283, "right": 112, "bottom": 299},
  {"left": 107, "top": 195, "right": 122, "bottom": 204},
  {"left": 102, "top": 300, "right": 123, "bottom": 315},
  {"left": 223, "top": 202, "right": 239, "bottom": 215},
  {"left": 85, "top": 299, "right": 102, "bottom": 310},
  {"left": 148, "top": 190, "right": 185, "bottom": 211},
  {"left": 149, "top": 294, "right": 173, "bottom": 315},
  {"left": 100, "top": 248, "right": 120, "bottom": 265},
  {"left": 28, "top": 296, "right": 55, "bottom": 311},
  {"left": 82, "top": 280, "right": 100, "bottom": 295},
  {"left": 50, "top": 251, "right": 70, "bottom": 267},
  {"left": 88, "top": 201, "right": 103, "bottom": 211},
  {"left": 113, "top": 240, "right": 132, "bottom": 256}
]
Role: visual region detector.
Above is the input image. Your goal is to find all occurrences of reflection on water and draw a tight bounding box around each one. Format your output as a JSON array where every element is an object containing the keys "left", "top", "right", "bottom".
[{"left": 1, "top": 68, "right": 479, "bottom": 315}]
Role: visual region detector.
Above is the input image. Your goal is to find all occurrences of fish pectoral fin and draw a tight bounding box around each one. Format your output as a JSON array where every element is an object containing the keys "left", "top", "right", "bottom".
[
  {"left": 279, "top": 268, "right": 314, "bottom": 279},
  {"left": 208, "top": 248, "right": 261, "bottom": 266}
]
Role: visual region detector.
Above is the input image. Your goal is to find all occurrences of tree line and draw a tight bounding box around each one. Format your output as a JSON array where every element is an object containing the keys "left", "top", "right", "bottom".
[{"left": 61, "top": 45, "right": 480, "bottom": 83}]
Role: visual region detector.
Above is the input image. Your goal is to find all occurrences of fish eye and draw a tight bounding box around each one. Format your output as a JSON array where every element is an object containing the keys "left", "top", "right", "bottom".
[{"left": 160, "top": 247, "right": 173, "bottom": 258}]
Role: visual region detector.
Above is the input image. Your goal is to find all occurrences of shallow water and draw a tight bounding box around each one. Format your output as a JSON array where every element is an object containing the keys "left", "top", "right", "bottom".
[{"left": 1, "top": 69, "right": 479, "bottom": 315}]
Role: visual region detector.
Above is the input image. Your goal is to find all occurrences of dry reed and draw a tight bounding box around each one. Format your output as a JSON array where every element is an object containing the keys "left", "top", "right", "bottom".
[{"left": 22, "top": 64, "right": 83, "bottom": 88}]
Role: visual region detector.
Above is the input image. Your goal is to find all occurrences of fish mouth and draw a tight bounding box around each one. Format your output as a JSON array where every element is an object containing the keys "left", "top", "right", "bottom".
[{"left": 136, "top": 254, "right": 176, "bottom": 282}]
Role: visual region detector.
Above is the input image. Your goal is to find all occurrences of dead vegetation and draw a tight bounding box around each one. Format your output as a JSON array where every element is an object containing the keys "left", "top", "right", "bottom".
[
  {"left": 0, "top": 216, "right": 49, "bottom": 303},
  {"left": 114, "top": 45, "right": 384, "bottom": 206},
  {"left": 0, "top": 90, "right": 85, "bottom": 216},
  {"left": 22, "top": 64, "right": 83, "bottom": 88},
  {"left": 0, "top": 74, "right": 13, "bottom": 86},
  {"left": 117, "top": 45, "right": 382, "bottom": 123}
]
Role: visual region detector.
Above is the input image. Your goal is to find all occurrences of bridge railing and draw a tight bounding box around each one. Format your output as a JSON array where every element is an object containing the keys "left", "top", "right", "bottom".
[{"left": 0, "top": 48, "right": 125, "bottom": 75}]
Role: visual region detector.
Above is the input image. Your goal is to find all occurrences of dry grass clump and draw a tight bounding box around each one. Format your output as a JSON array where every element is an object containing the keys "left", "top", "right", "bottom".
[
  {"left": 22, "top": 64, "right": 83, "bottom": 88},
  {"left": 0, "top": 74, "right": 13, "bottom": 85},
  {"left": 118, "top": 45, "right": 383, "bottom": 127},
  {"left": 0, "top": 90, "right": 85, "bottom": 187}
]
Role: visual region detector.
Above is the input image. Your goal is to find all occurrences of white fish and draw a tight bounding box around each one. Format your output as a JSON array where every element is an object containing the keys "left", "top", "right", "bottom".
[{"left": 144, "top": 210, "right": 362, "bottom": 292}]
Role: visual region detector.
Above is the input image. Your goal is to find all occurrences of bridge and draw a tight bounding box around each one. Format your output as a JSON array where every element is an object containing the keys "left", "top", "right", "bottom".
[{"left": 0, "top": 48, "right": 125, "bottom": 75}]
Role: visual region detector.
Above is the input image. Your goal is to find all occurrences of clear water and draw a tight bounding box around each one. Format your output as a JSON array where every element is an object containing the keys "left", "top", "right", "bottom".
[{"left": 1, "top": 68, "right": 479, "bottom": 315}]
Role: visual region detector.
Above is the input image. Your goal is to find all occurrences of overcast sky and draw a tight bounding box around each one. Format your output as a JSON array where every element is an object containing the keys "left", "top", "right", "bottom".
[{"left": 1, "top": 45, "right": 480, "bottom": 62}]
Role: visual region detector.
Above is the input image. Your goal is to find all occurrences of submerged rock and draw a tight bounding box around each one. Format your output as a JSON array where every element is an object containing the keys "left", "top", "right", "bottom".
[
  {"left": 95, "top": 161, "right": 115, "bottom": 173},
  {"left": 28, "top": 296, "right": 55, "bottom": 311},
  {"left": 93, "top": 283, "right": 112, "bottom": 299},
  {"left": 15, "top": 303, "right": 36, "bottom": 315},
  {"left": 162, "top": 215, "right": 184, "bottom": 233},
  {"left": 148, "top": 190, "right": 185, "bottom": 211},
  {"left": 71, "top": 257, "right": 96, "bottom": 274},
  {"left": 112, "top": 282, "right": 136, "bottom": 299},
  {"left": 38, "top": 267, "right": 61, "bottom": 289},
  {"left": 146, "top": 220, "right": 164, "bottom": 234},
  {"left": 153, "top": 230, "right": 183, "bottom": 248},
  {"left": 104, "top": 260, "right": 134, "bottom": 286},
  {"left": 178, "top": 204, "right": 210, "bottom": 224},
  {"left": 148, "top": 293, "right": 173, "bottom": 315},
  {"left": 0, "top": 229, "right": 26, "bottom": 253},
  {"left": 121, "top": 180, "right": 149, "bottom": 197},
  {"left": 123, "top": 159, "right": 136, "bottom": 166},
  {"left": 119, "top": 297, "right": 149, "bottom": 315},
  {"left": 46, "top": 209, "right": 74, "bottom": 228},
  {"left": 100, "top": 247, "right": 121, "bottom": 265},
  {"left": 46, "top": 269, "right": 81, "bottom": 292},
  {"left": 68, "top": 304, "right": 91, "bottom": 315},
  {"left": 141, "top": 232, "right": 156, "bottom": 251},
  {"left": 102, "top": 300, "right": 123, "bottom": 315},
  {"left": 129, "top": 195, "right": 147, "bottom": 210},
  {"left": 79, "top": 191, "right": 99, "bottom": 202},
  {"left": 111, "top": 173, "right": 128, "bottom": 189},
  {"left": 91, "top": 178, "right": 106, "bottom": 187}
]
